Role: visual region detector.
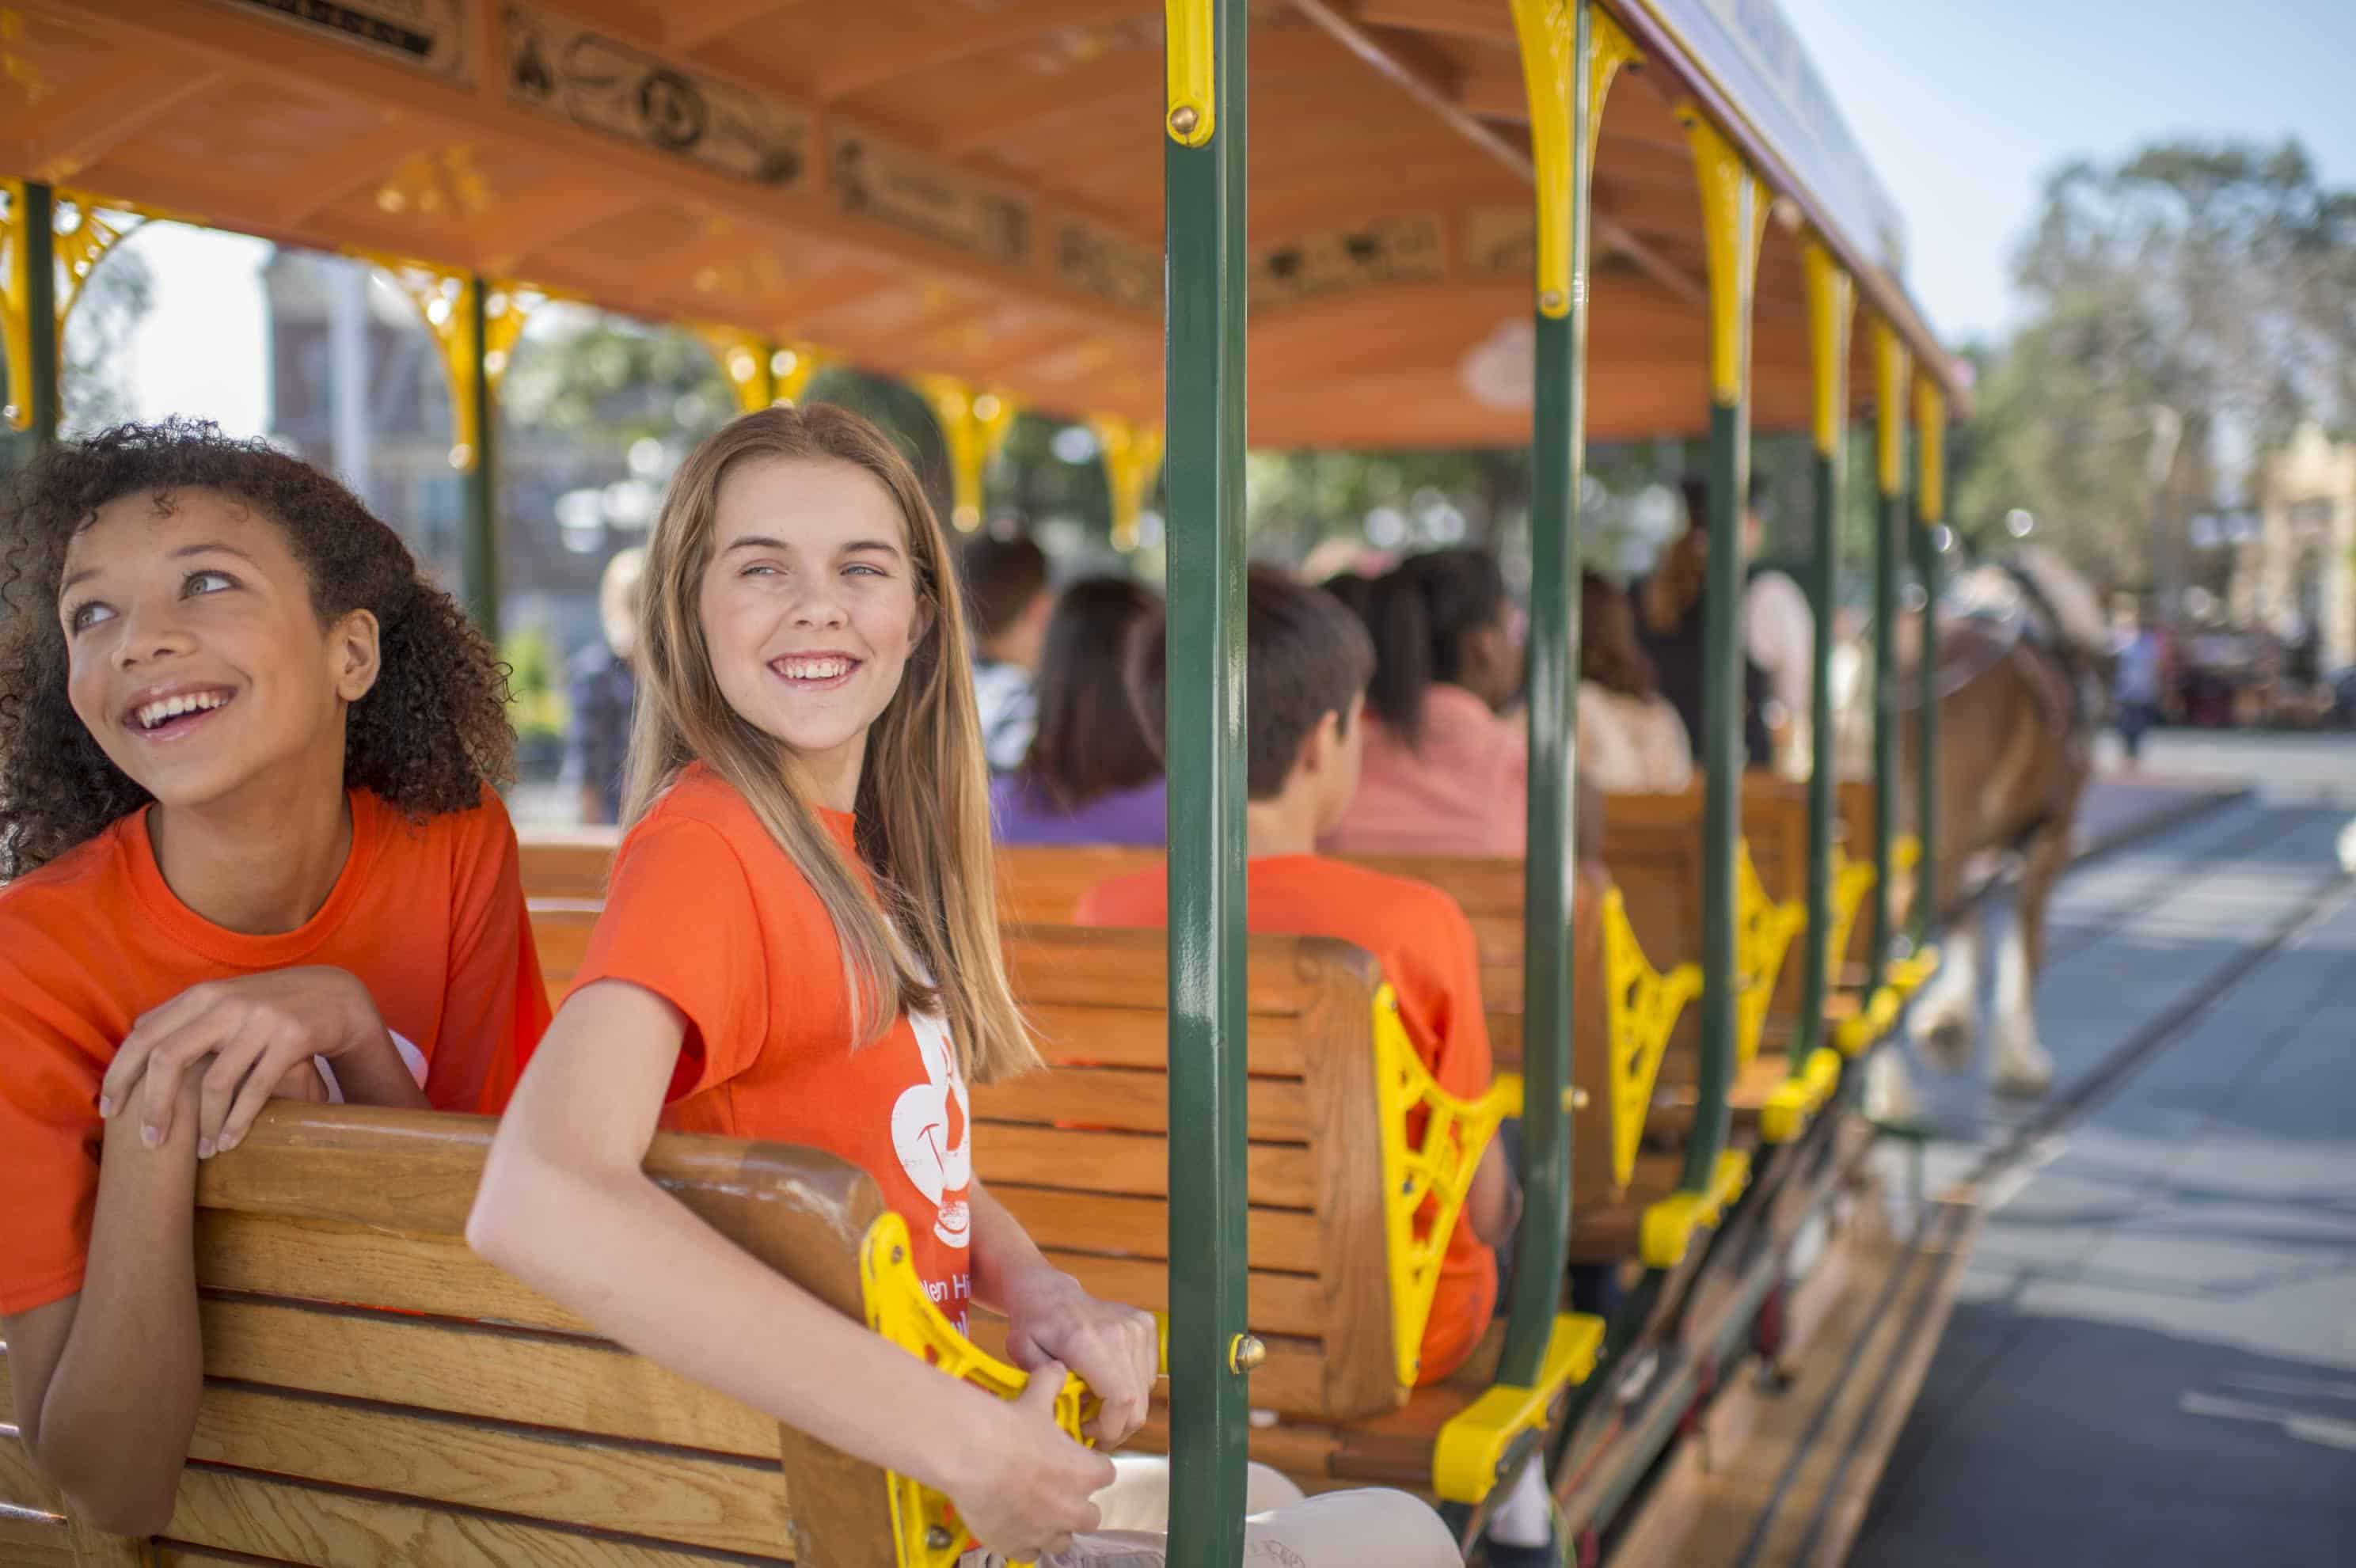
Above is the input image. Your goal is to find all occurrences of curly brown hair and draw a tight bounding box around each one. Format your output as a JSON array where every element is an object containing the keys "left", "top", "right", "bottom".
[{"left": 0, "top": 420, "right": 515, "bottom": 879}]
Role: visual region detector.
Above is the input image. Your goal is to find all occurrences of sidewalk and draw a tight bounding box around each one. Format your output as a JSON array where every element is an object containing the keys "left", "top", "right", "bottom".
[{"left": 2073, "top": 770, "right": 2252, "bottom": 860}]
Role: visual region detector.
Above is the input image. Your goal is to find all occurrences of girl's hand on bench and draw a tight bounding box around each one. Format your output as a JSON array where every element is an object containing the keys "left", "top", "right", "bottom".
[
  {"left": 951, "top": 1361, "right": 1115, "bottom": 1559},
  {"left": 1000, "top": 1270, "right": 1160, "bottom": 1447},
  {"left": 99, "top": 966, "right": 408, "bottom": 1156}
]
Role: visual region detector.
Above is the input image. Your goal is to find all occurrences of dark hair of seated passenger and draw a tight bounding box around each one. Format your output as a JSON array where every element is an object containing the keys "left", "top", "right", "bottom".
[
  {"left": 1344, "top": 548, "right": 1512, "bottom": 750},
  {"left": 1127, "top": 566, "right": 1374, "bottom": 801},
  {"left": 956, "top": 527, "right": 1049, "bottom": 642},
  {"left": 1019, "top": 575, "right": 1165, "bottom": 810}
]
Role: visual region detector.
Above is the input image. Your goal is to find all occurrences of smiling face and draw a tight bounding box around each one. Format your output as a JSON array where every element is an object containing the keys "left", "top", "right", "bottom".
[
  {"left": 59, "top": 488, "right": 378, "bottom": 813},
  {"left": 697, "top": 456, "right": 931, "bottom": 808}
]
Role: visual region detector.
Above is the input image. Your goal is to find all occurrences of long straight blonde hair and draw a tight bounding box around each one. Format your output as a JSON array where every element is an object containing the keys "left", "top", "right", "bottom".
[{"left": 621, "top": 404, "right": 1036, "bottom": 1085}]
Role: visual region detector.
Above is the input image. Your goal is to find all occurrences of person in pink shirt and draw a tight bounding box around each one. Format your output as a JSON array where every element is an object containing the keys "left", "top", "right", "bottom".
[{"left": 1321, "top": 549, "right": 1537, "bottom": 858}]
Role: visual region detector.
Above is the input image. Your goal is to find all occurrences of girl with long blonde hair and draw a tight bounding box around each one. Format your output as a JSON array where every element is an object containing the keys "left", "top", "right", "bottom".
[{"left": 468, "top": 404, "right": 1154, "bottom": 1555}]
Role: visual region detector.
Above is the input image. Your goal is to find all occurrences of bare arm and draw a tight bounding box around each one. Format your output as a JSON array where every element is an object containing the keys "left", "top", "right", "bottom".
[
  {"left": 1466, "top": 1136, "right": 1520, "bottom": 1249},
  {"left": 5, "top": 1073, "right": 206, "bottom": 1536},
  {"left": 466, "top": 981, "right": 1115, "bottom": 1559},
  {"left": 969, "top": 1180, "right": 1157, "bottom": 1445}
]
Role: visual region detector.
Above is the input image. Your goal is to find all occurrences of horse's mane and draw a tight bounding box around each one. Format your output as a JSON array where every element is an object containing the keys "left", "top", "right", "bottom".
[{"left": 1992, "top": 546, "right": 2110, "bottom": 664}]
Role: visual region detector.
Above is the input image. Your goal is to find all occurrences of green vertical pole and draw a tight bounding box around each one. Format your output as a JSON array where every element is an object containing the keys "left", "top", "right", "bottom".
[
  {"left": 1796, "top": 246, "right": 1852, "bottom": 1061},
  {"left": 1676, "top": 112, "right": 1758, "bottom": 1194},
  {"left": 21, "top": 180, "right": 60, "bottom": 449},
  {"left": 1498, "top": 0, "right": 1605, "bottom": 1387},
  {"left": 462, "top": 276, "right": 500, "bottom": 636},
  {"left": 1868, "top": 327, "right": 1908, "bottom": 990},
  {"left": 1161, "top": 4, "right": 1248, "bottom": 1562}
]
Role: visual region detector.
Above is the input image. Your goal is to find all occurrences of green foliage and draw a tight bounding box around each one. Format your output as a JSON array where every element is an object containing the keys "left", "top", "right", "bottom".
[{"left": 500, "top": 624, "right": 568, "bottom": 741}]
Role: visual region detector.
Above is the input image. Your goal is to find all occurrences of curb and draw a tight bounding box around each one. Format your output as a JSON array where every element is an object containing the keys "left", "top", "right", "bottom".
[{"left": 2070, "top": 781, "right": 2255, "bottom": 867}]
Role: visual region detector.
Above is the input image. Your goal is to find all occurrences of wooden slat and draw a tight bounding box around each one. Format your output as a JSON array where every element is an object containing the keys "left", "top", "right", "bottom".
[
  {"left": 196, "top": 1300, "right": 781, "bottom": 1460},
  {"left": 0, "top": 1422, "right": 67, "bottom": 1515},
  {"left": 1001, "top": 926, "right": 1374, "bottom": 1019},
  {"left": 196, "top": 1212, "right": 594, "bottom": 1335},
  {"left": 1020, "top": 1002, "right": 1311, "bottom": 1076},
  {"left": 0, "top": 1515, "right": 75, "bottom": 1568},
  {"left": 160, "top": 1464, "right": 785, "bottom": 1568},
  {"left": 184, "top": 1385, "right": 791, "bottom": 1557},
  {"left": 971, "top": 1068, "right": 1309, "bottom": 1141},
  {"left": 517, "top": 832, "right": 620, "bottom": 901},
  {"left": 975, "top": 1126, "right": 1317, "bottom": 1209},
  {"left": 985, "top": 1186, "right": 1323, "bottom": 1268},
  {"left": 1043, "top": 1255, "right": 1327, "bottom": 1341}
]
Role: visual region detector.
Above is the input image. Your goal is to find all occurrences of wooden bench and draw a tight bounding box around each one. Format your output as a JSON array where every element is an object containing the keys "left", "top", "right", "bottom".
[{"left": 0, "top": 1108, "right": 1001, "bottom": 1568}]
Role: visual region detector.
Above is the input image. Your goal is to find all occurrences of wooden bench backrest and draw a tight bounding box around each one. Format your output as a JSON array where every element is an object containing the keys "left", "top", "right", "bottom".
[
  {"left": 517, "top": 826, "right": 620, "bottom": 902},
  {"left": 990, "top": 849, "right": 1621, "bottom": 1211},
  {"left": 976, "top": 925, "right": 1400, "bottom": 1423},
  {"left": 0, "top": 1108, "right": 901, "bottom": 1568}
]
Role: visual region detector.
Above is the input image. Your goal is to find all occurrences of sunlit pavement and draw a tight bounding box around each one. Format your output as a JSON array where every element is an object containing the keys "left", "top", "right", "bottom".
[{"left": 1852, "top": 731, "right": 2356, "bottom": 1567}]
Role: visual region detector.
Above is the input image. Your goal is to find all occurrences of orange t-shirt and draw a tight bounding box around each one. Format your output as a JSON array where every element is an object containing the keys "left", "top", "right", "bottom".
[
  {"left": 0, "top": 787, "right": 549, "bottom": 1316},
  {"left": 567, "top": 765, "right": 974, "bottom": 1328},
  {"left": 1075, "top": 854, "right": 1498, "bottom": 1384}
]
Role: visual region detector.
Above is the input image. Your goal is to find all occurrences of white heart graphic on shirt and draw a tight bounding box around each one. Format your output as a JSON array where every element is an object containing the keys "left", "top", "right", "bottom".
[{"left": 891, "top": 1011, "right": 971, "bottom": 1247}]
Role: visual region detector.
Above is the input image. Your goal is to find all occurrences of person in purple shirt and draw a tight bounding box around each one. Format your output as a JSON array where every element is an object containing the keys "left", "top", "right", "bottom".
[{"left": 990, "top": 577, "right": 1167, "bottom": 846}]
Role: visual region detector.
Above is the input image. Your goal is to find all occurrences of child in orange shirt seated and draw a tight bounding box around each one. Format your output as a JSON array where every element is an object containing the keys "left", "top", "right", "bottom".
[
  {"left": 0, "top": 421, "right": 549, "bottom": 1532},
  {"left": 1077, "top": 567, "right": 1519, "bottom": 1388},
  {"left": 468, "top": 408, "right": 1459, "bottom": 1566}
]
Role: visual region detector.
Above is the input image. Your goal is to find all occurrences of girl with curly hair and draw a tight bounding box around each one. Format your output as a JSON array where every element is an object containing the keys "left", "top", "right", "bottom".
[{"left": 0, "top": 420, "right": 549, "bottom": 1532}]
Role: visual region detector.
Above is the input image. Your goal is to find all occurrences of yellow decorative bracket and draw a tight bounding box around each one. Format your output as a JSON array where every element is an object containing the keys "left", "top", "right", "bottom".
[
  {"left": 861, "top": 1211, "right": 1168, "bottom": 1568},
  {"left": 1913, "top": 377, "right": 1948, "bottom": 527},
  {"left": 1604, "top": 887, "right": 1703, "bottom": 1190},
  {"left": 1640, "top": 1148, "right": 1751, "bottom": 1270},
  {"left": 1735, "top": 841, "right": 1807, "bottom": 1069},
  {"left": 1759, "top": 1047, "right": 1841, "bottom": 1145},
  {"left": 1372, "top": 985, "right": 1522, "bottom": 1388},
  {"left": 1508, "top": 0, "right": 1640, "bottom": 317},
  {"left": 1822, "top": 849, "right": 1879, "bottom": 995},
  {"left": 1165, "top": 0, "right": 1215, "bottom": 146},
  {"left": 1431, "top": 1310, "right": 1605, "bottom": 1503},
  {"left": 1803, "top": 240, "right": 1854, "bottom": 460},
  {"left": 1834, "top": 985, "right": 1901, "bottom": 1057},
  {"left": 772, "top": 342, "right": 835, "bottom": 405},
  {"left": 1681, "top": 108, "right": 1769, "bottom": 407},
  {"left": 1090, "top": 416, "right": 1165, "bottom": 552},
  {"left": 915, "top": 374, "right": 1018, "bottom": 532},
  {"left": 1873, "top": 321, "right": 1910, "bottom": 499},
  {"left": 696, "top": 325, "right": 775, "bottom": 415},
  {"left": 0, "top": 186, "right": 168, "bottom": 431},
  {"left": 360, "top": 256, "right": 545, "bottom": 473}
]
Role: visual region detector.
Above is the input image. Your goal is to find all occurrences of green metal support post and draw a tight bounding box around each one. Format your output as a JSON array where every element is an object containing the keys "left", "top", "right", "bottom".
[
  {"left": 1678, "top": 112, "right": 1764, "bottom": 1194},
  {"left": 18, "top": 180, "right": 61, "bottom": 453},
  {"left": 1868, "top": 326, "right": 1909, "bottom": 993},
  {"left": 462, "top": 275, "right": 500, "bottom": 636},
  {"left": 1796, "top": 245, "right": 1852, "bottom": 1061},
  {"left": 1499, "top": 0, "right": 1623, "bottom": 1387},
  {"left": 1161, "top": 5, "right": 1249, "bottom": 1562},
  {"left": 1911, "top": 380, "right": 1948, "bottom": 950}
]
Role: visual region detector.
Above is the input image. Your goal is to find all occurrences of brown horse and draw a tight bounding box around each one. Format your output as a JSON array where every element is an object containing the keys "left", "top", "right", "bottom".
[{"left": 1865, "top": 546, "right": 2111, "bottom": 1099}]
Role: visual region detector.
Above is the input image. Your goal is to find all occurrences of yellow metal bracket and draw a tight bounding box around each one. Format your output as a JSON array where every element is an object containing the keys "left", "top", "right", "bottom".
[
  {"left": 1802, "top": 239, "right": 1854, "bottom": 460},
  {"left": 861, "top": 1211, "right": 1168, "bottom": 1568},
  {"left": 1834, "top": 986, "right": 1901, "bottom": 1057},
  {"left": 1680, "top": 108, "right": 1769, "bottom": 406},
  {"left": 772, "top": 342, "right": 835, "bottom": 405},
  {"left": 696, "top": 325, "right": 776, "bottom": 415},
  {"left": 0, "top": 180, "right": 34, "bottom": 433},
  {"left": 1431, "top": 1310, "right": 1606, "bottom": 1503},
  {"left": 1604, "top": 887, "right": 1703, "bottom": 1190},
  {"left": 1759, "top": 1047, "right": 1841, "bottom": 1145},
  {"left": 1640, "top": 1148, "right": 1752, "bottom": 1270},
  {"left": 1372, "top": 985, "right": 1522, "bottom": 1388},
  {"left": 1822, "top": 849, "right": 1879, "bottom": 998},
  {"left": 0, "top": 186, "right": 173, "bottom": 431},
  {"left": 1873, "top": 321, "right": 1910, "bottom": 498},
  {"left": 1090, "top": 416, "right": 1165, "bottom": 552},
  {"left": 1165, "top": 1, "right": 1215, "bottom": 146},
  {"left": 1508, "top": 0, "right": 1640, "bottom": 317},
  {"left": 1914, "top": 378, "right": 1948, "bottom": 528},
  {"left": 359, "top": 255, "right": 546, "bottom": 473},
  {"left": 1734, "top": 841, "right": 1807, "bottom": 1069},
  {"left": 915, "top": 374, "right": 1018, "bottom": 532}
]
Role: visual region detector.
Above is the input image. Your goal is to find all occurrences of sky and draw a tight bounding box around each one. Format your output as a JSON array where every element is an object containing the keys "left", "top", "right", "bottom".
[
  {"left": 1778, "top": 0, "right": 2356, "bottom": 343},
  {"left": 107, "top": 0, "right": 2356, "bottom": 431}
]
